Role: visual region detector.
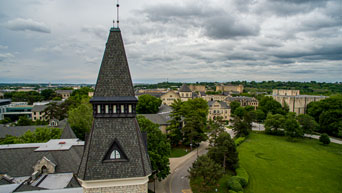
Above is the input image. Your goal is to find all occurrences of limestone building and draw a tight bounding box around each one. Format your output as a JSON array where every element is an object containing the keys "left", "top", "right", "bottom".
[
  {"left": 225, "top": 96, "right": 259, "bottom": 110},
  {"left": 56, "top": 90, "right": 73, "bottom": 99},
  {"left": 189, "top": 85, "right": 206, "bottom": 92},
  {"left": 208, "top": 101, "right": 231, "bottom": 121},
  {"left": 31, "top": 105, "right": 48, "bottom": 121},
  {"left": 203, "top": 95, "right": 227, "bottom": 102},
  {"left": 179, "top": 84, "right": 193, "bottom": 102},
  {"left": 160, "top": 90, "right": 180, "bottom": 106},
  {"left": 216, "top": 84, "right": 244, "bottom": 93},
  {"left": 271, "top": 89, "right": 327, "bottom": 115},
  {"left": 77, "top": 27, "right": 151, "bottom": 193}
]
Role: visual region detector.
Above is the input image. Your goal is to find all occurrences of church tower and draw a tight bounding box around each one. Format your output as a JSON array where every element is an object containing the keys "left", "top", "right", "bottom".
[{"left": 77, "top": 26, "right": 151, "bottom": 193}]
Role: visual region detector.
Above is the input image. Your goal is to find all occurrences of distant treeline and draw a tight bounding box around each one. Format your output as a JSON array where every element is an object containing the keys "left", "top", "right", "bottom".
[{"left": 134, "top": 81, "right": 342, "bottom": 96}]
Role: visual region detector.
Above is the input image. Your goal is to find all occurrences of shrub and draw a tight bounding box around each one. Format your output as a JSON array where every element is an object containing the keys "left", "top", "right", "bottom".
[
  {"left": 227, "top": 176, "right": 243, "bottom": 192},
  {"left": 235, "top": 137, "right": 246, "bottom": 146},
  {"left": 236, "top": 167, "right": 249, "bottom": 187},
  {"left": 319, "top": 133, "right": 330, "bottom": 145}
]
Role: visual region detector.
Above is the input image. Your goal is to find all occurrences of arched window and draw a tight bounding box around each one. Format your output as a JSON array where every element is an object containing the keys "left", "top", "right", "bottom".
[
  {"left": 110, "top": 150, "right": 121, "bottom": 159},
  {"left": 41, "top": 166, "right": 48, "bottom": 174}
]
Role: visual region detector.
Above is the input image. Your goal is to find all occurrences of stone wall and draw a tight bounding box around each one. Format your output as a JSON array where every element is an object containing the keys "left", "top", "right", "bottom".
[
  {"left": 189, "top": 85, "right": 206, "bottom": 92},
  {"left": 272, "top": 89, "right": 300, "bottom": 96},
  {"left": 83, "top": 183, "right": 148, "bottom": 193},
  {"left": 216, "top": 85, "right": 244, "bottom": 93}
]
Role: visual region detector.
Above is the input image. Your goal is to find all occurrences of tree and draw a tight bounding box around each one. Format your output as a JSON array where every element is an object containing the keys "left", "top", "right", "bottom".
[
  {"left": 208, "top": 132, "right": 239, "bottom": 170},
  {"left": 68, "top": 98, "right": 93, "bottom": 140},
  {"left": 264, "top": 113, "right": 285, "bottom": 135},
  {"left": 43, "top": 102, "right": 68, "bottom": 121},
  {"left": 189, "top": 155, "right": 224, "bottom": 192},
  {"left": 137, "top": 115, "right": 171, "bottom": 181},
  {"left": 41, "top": 89, "right": 57, "bottom": 100},
  {"left": 255, "top": 109, "right": 265, "bottom": 123},
  {"left": 167, "top": 99, "right": 184, "bottom": 146},
  {"left": 259, "top": 96, "right": 287, "bottom": 117},
  {"left": 283, "top": 117, "right": 303, "bottom": 140},
  {"left": 230, "top": 101, "right": 240, "bottom": 115},
  {"left": 319, "top": 133, "right": 330, "bottom": 145},
  {"left": 16, "top": 116, "right": 33, "bottom": 126},
  {"left": 297, "top": 114, "right": 319, "bottom": 134},
  {"left": 208, "top": 117, "right": 225, "bottom": 146},
  {"left": 232, "top": 117, "right": 250, "bottom": 137},
  {"left": 234, "top": 107, "right": 246, "bottom": 118},
  {"left": 136, "top": 94, "right": 162, "bottom": 114},
  {"left": 0, "top": 127, "right": 61, "bottom": 144},
  {"left": 181, "top": 98, "right": 209, "bottom": 147}
]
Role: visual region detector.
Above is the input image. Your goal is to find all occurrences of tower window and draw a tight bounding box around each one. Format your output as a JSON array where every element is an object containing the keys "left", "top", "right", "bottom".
[
  {"left": 113, "top": 105, "right": 117, "bottom": 113},
  {"left": 121, "top": 105, "right": 124, "bottom": 113},
  {"left": 97, "top": 105, "right": 101, "bottom": 113},
  {"left": 110, "top": 150, "right": 121, "bottom": 159},
  {"left": 129, "top": 105, "right": 132, "bottom": 113},
  {"left": 105, "top": 105, "right": 109, "bottom": 114}
]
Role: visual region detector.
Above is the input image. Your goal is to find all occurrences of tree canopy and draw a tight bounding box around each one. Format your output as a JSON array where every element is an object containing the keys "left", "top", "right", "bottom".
[
  {"left": 0, "top": 127, "right": 62, "bottom": 144},
  {"left": 136, "top": 94, "right": 162, "bottom": 114},
  {"left": 137, "top": 115, "right": 171, "bottom": 181}
]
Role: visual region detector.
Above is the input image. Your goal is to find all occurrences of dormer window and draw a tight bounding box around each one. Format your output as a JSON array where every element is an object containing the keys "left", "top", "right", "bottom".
[{"left": 110, "top": 150, "right": 121, "bottom": 159}]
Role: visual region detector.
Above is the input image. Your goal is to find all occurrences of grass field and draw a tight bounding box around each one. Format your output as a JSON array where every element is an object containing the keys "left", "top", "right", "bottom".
[
  {"left": 238, "top": 132, "right": 342, "bottom": 193},
  {"left": 170, "top": 147, "right": 191, "bottom": 158}
]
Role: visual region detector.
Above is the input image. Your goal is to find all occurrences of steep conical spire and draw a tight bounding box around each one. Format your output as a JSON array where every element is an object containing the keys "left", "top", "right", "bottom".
[
  {"left": 94, "top": 28, "right": 134, "bottom": 97},
  {"left": 77, "top": 28, "right": 151, "bottom": 183}
]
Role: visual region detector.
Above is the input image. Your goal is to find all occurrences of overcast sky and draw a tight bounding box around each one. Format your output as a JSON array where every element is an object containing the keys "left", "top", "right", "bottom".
[{"left": 0, "top": 0, "right": 341, "bottom": 84}]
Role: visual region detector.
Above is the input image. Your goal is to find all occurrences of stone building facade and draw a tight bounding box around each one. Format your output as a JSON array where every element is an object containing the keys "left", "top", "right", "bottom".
[
  {"left": 225, "top": 96, "right": 259, "bottom": 110},
  {"left": 216, "top": 84, "right": 244, "bottom": 93},
  {"left": 160, "top": 90, "right": 180, "bottom": 106},
  {"left": 208, "top": 101, "right": 231, "bottom": 121},
  {"left": 179, "top": 84, "right": 193, "bottom": 102},
  {"left": 56, "top": 90, "right": 73, "bottom": 99},
  {"left": 189, "top": 85, "right": 206, "bottom": 92},
  {"left": 31, "top": 105, "right": 48, "bottom": 121},
  {"left": 203, "top": 95, "right": 227, "bottom": 102},
  {"left": 272, "top": 89, "right": 300, "bottom": 96}
]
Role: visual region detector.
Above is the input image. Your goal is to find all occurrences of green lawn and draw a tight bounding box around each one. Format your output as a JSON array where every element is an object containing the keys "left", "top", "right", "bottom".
[
  {"left": 170, "top": 147, "right": 191, "bottom": 158},
  {"left": 238, "top": 132, "right": 342, "bottom": 193}
]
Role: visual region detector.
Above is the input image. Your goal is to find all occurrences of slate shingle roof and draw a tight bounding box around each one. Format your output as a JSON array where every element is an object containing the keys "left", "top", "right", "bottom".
[
  {"left": 141, "top": 114, "right": 171, "bottom": 125},
  {"left": 32, "top": 105, "right": 47, "bottom": 112},
  {"left": 179, "top": 84, "right": 192, "bottom": 92},
  {"left": 0, "top": 146, "right": 83, "bottom": 177},
  {"left": 208, "top": 101, "right": 230, "bottom": 109},
  {"left": 77, "top": 28, "right": 151, "bottom": 181}
]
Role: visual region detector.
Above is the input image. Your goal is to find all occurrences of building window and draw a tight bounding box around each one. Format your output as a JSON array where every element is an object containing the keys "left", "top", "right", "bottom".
[
  {"left": 105, "top": 105, "right": 109, "bottom": 114},
  {"left": 129, "top": 105, "right": 132, "bottom": 113},
  {"left": 121, "top": 105, "right": 124, "bottom": 113},
  {"left": 110, "top": 150, "right": 121, "bottom": 159},
  {"left": 113, "top": 105, "right": 117, "bottom": 113},
  {"left": 97, "top": 105, "right": 101, "bottom": 113}
]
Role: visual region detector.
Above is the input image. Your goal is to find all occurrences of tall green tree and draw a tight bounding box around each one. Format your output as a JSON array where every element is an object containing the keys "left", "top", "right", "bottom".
[
  {"left": 136, "top": 94, "right": 162, "bottom": 114},
  {"left": 259, "top": 96, "right": 287, "bottom": 117},
  {"left": 167, "top": 99, "right": 184, "bottom": 146},
  {"left": 208, "top": 132, "right": 239, "bottom": 170},
  {"left": 189, "top": 155, "right": 224, "bottom": 192},
  {"left": 264, "top": 113, "right": 285, "bottom": 135},
  {"left": 68, "top": 98, "right": 93, "bottom": 140},
  {"left": 137, "top": 115, "right": 171, "bottom": 181},
  {"left": 297, "top": 114, "right": 319, "bottom": 134},
  {"left": 283, "top": 116, "right": 303, "bottom": 140},
  {"left": 41, "top": 89, "right": 57, "bottom": 100},
  {"left": 230, "top": 101, "right": 241, "bottom": 115},
  {"left": 208, "top": 117, "right": 225, "bottom": 146}
]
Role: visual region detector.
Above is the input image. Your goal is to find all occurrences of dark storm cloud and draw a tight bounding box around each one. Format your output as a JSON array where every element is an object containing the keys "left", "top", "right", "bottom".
[{"left": 5, "top": 18, "right": 51, "bottom": 33}]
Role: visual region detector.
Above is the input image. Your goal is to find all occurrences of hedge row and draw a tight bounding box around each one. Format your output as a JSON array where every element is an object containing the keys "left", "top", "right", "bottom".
[
  {"left": 227, "top": 166, "right": 249, "bottom": 192},
  {"left": 234, "top": 137, "right": 246, "bottom": 146}
]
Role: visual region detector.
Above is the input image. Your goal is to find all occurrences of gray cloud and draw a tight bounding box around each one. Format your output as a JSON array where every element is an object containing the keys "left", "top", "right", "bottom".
[{"left": 6, "top": 18, "right": 51, "bottom": 33}]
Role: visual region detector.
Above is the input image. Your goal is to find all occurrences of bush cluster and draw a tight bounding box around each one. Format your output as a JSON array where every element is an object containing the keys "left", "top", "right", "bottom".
[
  {"left": 234, "top": 137, "right": 246, "bottom": 146},
  {"left": 227, "top": 166, "right": 249, "bottom": 192},
  {"left": 319, "top": 133, "right": 330, "bottom": 145}
]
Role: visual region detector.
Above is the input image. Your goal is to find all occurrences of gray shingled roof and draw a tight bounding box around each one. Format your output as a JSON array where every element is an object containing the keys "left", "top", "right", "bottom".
[
  {"left": 141, "top": 114, "right": 171, "bottom": 125},
  {"left": 158, "top": 104, "right": 172, "bottom": 114},
  {"left": 77, "top": 28, "right": 151, "bottom": 181},
  {"left": 0, "top": 146, "right": 83, "bottom": 177},
  {"left": 32, "top": 105, "right": 47, "bottom": 112},
  {"left": 179, "top": 84, "right": 192, "bottom": 92},
  {"left": 208, "top": 101, "right": 230, "bottom": 109},
  {"left": 60, "top": 123, "right": 77, "bottom": 139}
]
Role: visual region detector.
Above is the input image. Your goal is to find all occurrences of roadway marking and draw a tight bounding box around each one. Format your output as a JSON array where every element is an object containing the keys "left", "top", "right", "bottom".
[{"left": 182, "top": 189, "right": 192, "bottom": 193}]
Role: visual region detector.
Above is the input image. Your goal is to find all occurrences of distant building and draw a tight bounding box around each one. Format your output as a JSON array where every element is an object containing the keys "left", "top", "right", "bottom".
[
  {"left": 88, "top": 92, "right": 94, "bottom": 97},
  {"left": 2, "top": 103, "right": 32, "bottom": 121},
  {"left": 179, "top": 84, "right": 193, "bottom": 102},
  {"left": 208, "top": 101, "right": 231, "bottom": 121},
  {"left": 272, "top": 89, "right": 300, "bottom": 96},
  {"left": 160, "top": 90, "right": 180, "bottom": 106},
  {"left": 203, "top": 94, "right": 227, "bottom": 102},
  {"left": 189, "top": 85, "right": 206, "bottom": 92},
  {"left": 17, "top": 87, "right": 36, "bottom": 92},
  {"left": 0, "top": 91, "right": 4, "bottom": 99},
  {"left": 141, "top": 113, "right": 171, "bottom": 134},
  {"left": 225, "top": 96, "right": 259, "bottom": 110},
  {"left": 56, "top": 90, "right": 73, "bottom": 99},
  {"left": 216, "top": 84, "right": 244, "bottom": 93},
  {"left": 0, "top": 99, "right": 12, "bottom": 120},
  {"left": 271, "top": 89, "right": 327, "bottom": 115},
  {"left": 31, "top": 105, "right": 48, "bottom": 121}
]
